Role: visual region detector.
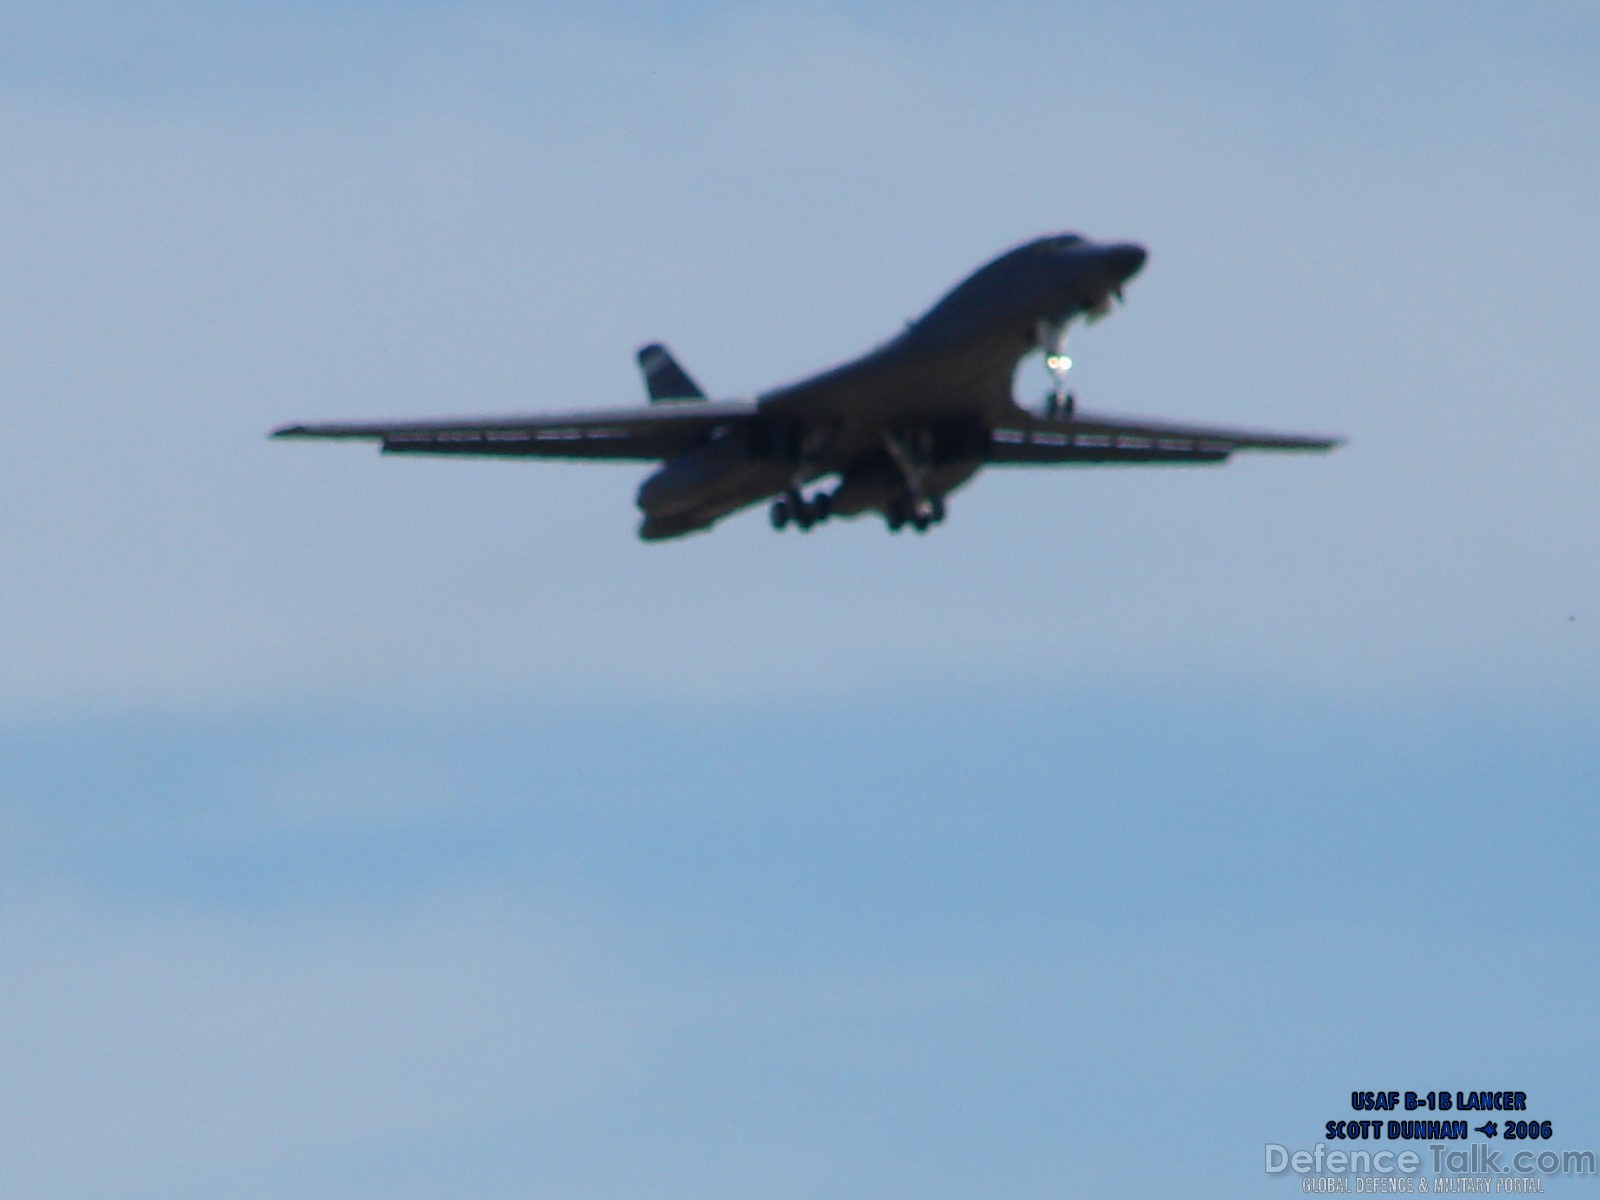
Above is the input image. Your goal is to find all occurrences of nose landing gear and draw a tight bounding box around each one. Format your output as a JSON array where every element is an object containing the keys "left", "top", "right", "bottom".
[{"left": 1036, "top": 317, "right": 1076, "bottom": 420}]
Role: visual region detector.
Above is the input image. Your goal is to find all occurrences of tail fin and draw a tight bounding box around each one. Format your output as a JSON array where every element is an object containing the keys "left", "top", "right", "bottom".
[{"left": 636, "top": 343, "right": 706, "bottom": 402}]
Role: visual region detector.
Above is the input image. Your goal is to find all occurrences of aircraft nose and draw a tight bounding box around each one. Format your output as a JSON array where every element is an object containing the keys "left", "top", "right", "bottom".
[{"left": 1105, "top": 242, "right": 1147, "bottom": 281}]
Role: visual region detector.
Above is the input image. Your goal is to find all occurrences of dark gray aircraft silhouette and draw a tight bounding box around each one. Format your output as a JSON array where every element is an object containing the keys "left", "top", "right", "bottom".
[{"left": 275, "top": 234, "right": 1339, "bottom": 540}]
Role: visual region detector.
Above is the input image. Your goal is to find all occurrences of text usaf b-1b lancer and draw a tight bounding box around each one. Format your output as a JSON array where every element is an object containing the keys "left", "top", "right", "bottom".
[{"left": 275, "top": 234, "right": 1340, "bottom": 540}]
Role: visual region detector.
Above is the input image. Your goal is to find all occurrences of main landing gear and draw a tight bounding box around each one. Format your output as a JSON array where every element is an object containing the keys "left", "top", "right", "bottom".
[
  {"left": 770, "top": 488, "right": 833, "bottom": 532},
  {"left": 877, "top": 428, "right": 948, "bottom": 534},
  {"left": 884, "top": 493, "right": 945, "bottom": 534}
]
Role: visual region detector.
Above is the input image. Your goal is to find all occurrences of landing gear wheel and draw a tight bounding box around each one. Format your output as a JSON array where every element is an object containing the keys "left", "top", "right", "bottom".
[
  {"left": 770, "top": 498, "right": 790, "bottom": 530},
  {"left": 929, "top": 495, "right": 947, "bottom": 524}
]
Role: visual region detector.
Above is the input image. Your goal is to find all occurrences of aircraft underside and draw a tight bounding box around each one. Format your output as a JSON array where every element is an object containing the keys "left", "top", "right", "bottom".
[{"left": 634, "top": 418, "right": 989, "bottom": 540}]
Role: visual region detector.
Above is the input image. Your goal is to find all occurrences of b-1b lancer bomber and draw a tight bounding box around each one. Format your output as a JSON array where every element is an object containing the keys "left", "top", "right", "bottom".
[{"left": 275, "top": 234, "right": 1340, "bottom": 540}]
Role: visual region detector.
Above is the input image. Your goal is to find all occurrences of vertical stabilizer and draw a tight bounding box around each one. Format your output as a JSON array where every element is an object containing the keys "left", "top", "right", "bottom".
[{"left": 636, "top": 343, "right": 707, "bottom": 402}]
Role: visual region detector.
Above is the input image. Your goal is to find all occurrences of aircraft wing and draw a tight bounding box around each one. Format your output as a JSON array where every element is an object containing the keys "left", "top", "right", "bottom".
[
  {"left": 988, "top": 405, "right": 1342, "bottom": 465},
  {"left": 272, "top": 400, "right": 758, "bottom": 462}
]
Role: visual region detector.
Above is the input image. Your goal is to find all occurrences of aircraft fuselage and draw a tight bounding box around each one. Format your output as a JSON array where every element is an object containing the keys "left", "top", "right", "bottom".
[{"left": 636, "top": 234, "right": 1148, "bottom": 538}]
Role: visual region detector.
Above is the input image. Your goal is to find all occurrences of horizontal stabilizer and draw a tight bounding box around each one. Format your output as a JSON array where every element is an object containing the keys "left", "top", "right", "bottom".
[{"left": 637, "top": 343, "right": 706, "bottom": 402}]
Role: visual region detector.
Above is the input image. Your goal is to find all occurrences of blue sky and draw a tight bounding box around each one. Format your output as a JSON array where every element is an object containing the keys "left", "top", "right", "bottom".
[{"left": 1, "top": 4, "right": 1597, "bottom": 1197}]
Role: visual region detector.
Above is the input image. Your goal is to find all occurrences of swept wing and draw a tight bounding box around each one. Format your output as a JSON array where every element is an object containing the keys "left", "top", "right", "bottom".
[
  {"left": 986, "top": 405, "right": 1342, "bottom": 465},
  {"left": 272, "top": 400, "right": 758, "bottom": 462}
]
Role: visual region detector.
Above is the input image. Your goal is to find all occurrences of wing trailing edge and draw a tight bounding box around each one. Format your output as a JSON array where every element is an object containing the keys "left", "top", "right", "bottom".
[
  {"left": 987, "top": 404, "right": 1343, "bottom": 465},
  {"left": 270, "top": 399, "right": 759, "bottom": 462}
]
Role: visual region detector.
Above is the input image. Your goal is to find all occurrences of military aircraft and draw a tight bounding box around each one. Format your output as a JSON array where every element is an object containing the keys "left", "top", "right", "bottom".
[{"left": 274, "top": 234, "right": 1340, "bottom": 540}]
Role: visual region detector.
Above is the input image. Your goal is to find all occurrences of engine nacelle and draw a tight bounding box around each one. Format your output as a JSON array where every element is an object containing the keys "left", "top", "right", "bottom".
[{"left": 637, "top": 433, "right": 793, "bottom": 521}]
